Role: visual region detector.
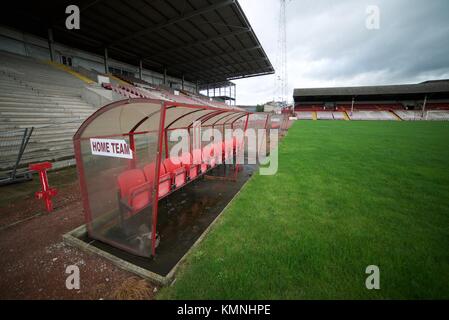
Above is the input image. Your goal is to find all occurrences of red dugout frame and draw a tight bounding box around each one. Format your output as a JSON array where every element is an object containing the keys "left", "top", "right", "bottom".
[{"left": 73, "top": 99, "right": 278, "bottom": 257}]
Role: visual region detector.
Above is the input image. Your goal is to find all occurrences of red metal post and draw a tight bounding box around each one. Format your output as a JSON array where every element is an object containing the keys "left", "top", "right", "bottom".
[
  {"left": 234, "top": 113, "right": 249, "bottom": 178},
  {"left": 74, "top": 140, "right": 93, "bottom": 232},
  {"left": 151, "top": 102, "right": 167, "bottom": 256},
  {"left": 129, "top": 132, "right": 136, "bottom": 169},
  {"left": 264, "top": 113, "right": 270, "bottom": 130},
  {"left": 29, "top": 162, "right": 57, "bottom": 212},
  {"left": 258, "top": 113, "right": 270, "bottom": 155},
  {"left": 164, "top": 130, "right": 169, "bottom": 159},
  {"left": 188, "top": 127, "right": 192, "bottom": 155}
]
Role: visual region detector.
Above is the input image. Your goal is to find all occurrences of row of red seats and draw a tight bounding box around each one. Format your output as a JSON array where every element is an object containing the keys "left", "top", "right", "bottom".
[
  {"left": 101, "top": 83, "right": 150, "bottom": 99},
  {"left": 117, "top": 138, "right": 241, "bottom": 219},
  {"left": 118, "top": 84, "right": 147, "bottom": 98},
  {"left": 337, "top": 104, "right": 405, "bottom": 111},
  {"left": 426, "top": 103, "right": 449, "bottom": 110},
  {"left": 102, "top": 83, "right": 139, "bottom": 99},
  {"left": 294, "top": 105, "right": 325, "bottom": 111}
]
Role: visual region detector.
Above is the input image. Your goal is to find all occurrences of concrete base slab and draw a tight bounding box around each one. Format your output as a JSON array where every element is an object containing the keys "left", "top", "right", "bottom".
[{"left": 63, "top": 165, "right": 256, "bottom": 286}]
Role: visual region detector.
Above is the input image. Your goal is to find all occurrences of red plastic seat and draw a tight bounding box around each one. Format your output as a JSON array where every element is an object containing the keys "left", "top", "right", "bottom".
[
  {"left": 208, "top": 142, "right": 223, "bottom": 168},
  {"left": 192, "top": 148, "right": 207, "bottom": 173},
  {"left": 224, "top": 139, "right": 234, "bottom": 160},
  {"left": 158, "top": 170, "right": 171, "bottom": 198},
  {"left": 101, "top": 83, "right": 113, "bottom": 90},
  {"left": 180, "top": 152, "right": 199, "bottom": 180},
  {"left": 143, "top": 163, "right": 171, "bottom": 198},
  {"left": 163, "top": 157, "right": 187, "bottom": 189},
  {"left": 234, "top": 136, "right": 244, "bottom": 151},
  {"left": 214, "top": 142, "right": 223, "bottom": 165},
  {"left": 117, "top": 169, "right": 151, "bottom": 218},
  {"left": 203, "top": 145, "right": 217, "bottom": 168}
]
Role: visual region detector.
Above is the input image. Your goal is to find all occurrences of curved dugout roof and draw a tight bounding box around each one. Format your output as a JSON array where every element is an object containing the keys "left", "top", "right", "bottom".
[
  {"left": 74, "top": 99, "right": 250, "bottom": 140},
  {"left": 4, "top": 0, "right": 274, "bottom": 85}
]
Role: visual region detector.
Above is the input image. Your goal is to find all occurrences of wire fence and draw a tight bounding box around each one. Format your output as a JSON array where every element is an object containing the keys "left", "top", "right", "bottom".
[{"left": 0, "top": 127, "right": 34, "bottom": 185}]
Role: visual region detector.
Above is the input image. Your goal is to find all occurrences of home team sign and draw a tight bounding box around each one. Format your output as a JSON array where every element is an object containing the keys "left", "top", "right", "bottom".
[{"left": 90, "top": 138, "right": 133, "bottom": 159}]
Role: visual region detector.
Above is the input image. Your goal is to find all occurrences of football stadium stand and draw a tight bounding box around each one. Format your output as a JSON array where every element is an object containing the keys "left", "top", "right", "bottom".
[
  {"left": 332, "top": 112, "right": 347, "bottom": 120},
  {"left": 294, "top": 80, "right": 449, "bottom": 121},
  {"left": 296, "top": 111, "right": 314, "bottom": 120},
  {"left": 0, "top": 0, "right": 274, "bottom": 178},
  {"left": 0, "top": 51, "right": 97, "bottom": 171},
  {"left": 427, "top": 110, "right": 449, "bottom": 121},
  {"left": 316, "top": 111, "right": 334, "bottom": 120},
  {"left": 394, "top": 110, "right": 426, "bottom": 121},
  {"left": 348, "top": 110, "right": 398, "bottom": 121},
  {"left": 0, "top": 49, "right": 241, "bottom": 175}
]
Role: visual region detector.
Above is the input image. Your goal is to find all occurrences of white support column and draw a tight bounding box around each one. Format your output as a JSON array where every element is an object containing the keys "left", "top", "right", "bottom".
[
  {"left": 139, "top": 60, "right": 143, "bottom": 80},
  {"left": 104, "top": 48, "right": 109, "bottom": 74},
  {"left": 350, "top": 97, "right": 355, "bottom": 116},
  {"left": 422, "top": 95, "right": 427, "bottom": 118}
]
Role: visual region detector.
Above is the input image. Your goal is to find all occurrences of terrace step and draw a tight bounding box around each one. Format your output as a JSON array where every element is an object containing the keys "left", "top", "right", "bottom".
[
  {"left": 0, "top": 111, "right": 91, "bottom": 118},
  {"left": 0, "top": 95, "right": 93, "bottom": 105}
]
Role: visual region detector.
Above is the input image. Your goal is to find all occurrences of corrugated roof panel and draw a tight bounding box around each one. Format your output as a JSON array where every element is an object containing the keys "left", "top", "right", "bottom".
[{"left": 1, "top": 0, "right": 274, "bottom": 86}]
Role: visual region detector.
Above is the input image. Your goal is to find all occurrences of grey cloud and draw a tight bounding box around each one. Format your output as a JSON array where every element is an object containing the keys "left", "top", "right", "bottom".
[{"left": 234, "top": 0, "right": 449, "bottom": 105}]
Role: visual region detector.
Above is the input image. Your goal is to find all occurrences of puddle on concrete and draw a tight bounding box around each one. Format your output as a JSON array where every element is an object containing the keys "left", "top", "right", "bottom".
[{"left": 79, "top": 164, "right": 256, "bottom": 276}]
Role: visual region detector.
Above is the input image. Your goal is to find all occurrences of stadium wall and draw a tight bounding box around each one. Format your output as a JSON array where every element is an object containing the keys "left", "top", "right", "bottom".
[{"left": 0, "top": 25, "right": 197, "bottom": 92}]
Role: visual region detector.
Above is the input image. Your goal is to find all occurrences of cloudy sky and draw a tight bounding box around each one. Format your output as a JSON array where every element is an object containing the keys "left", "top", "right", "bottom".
[{"left": 233, "top": 0, "right": 449, "bottom": 105}]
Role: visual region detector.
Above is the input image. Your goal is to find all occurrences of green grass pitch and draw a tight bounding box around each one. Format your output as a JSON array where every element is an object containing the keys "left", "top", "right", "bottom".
[{"left": 158, "top": 120, "right": 449, "bottom": 299}]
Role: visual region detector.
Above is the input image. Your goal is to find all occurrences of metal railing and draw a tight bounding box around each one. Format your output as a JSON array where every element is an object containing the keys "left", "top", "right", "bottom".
[{"left": 0, "top": 127, "right": 34, "bottom": 185}]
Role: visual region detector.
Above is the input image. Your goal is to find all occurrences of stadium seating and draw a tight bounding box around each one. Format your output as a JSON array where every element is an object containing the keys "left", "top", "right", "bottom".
[
  {"left": 347, "top": 103, "right": 403, "bottom": 110},
  {"left": 388, "top": 110, "right": 449, "bottom": 121},
  {"left": 426, "top": 103, "right": 449, "bottom": 110},
  {"left": 186, "top": 94, "right": 230, "bottom": 109},
  {"left": 117, "top": 162, "right": 177, "bottom": 219},
  {"left": 163, "top": 157, "right": 187, "bottom": 189},
  {"left": 294, "top": 107, "right": 449, "bottom": 121},
  {"left": 295, "top": 111, "right": 313, "bottom": 119},
  {"left": 294, "top": 104, "right": 325, "bottom": 111},
  {"left": 117, "top": 139, "right": 238, "bottom": 220},
  {"left": 316, "top": 111, "right": 334, "bottom": 120},
  {"left": 332, "top": 112, "right": 346, "bottom": 120},
  {"left": 102, "top": 82, "right": 232, "bottom": 109},
  {"left": 337, "top": 103, "right": 405, "bottom": 111},
  {"left": 348, "top": 111, "right": 397, "bottom": 120},
  {"left": 157, "top": 86, "right": 204, "bottom": 105},
  {"left": 111, "top": 73, "right": 149, "bottom": 87},
  {"left": 294, "top": 110, "right": 348, "bottom": 120},
  {"left": 202, "top": 144, "right": 218, "bottom": 168},
  {"left": 180, "top": 152, "right": 200, "bottom": 180},
  {"left": 85, "top": 71, "right": 232, "bottom": 109},
  {"left": 142, "top": 162, "right": 172, "bottom": 198},
  {"left": 427, "top": 110, "right": 449, "bottom": 120},
  {"left": 0, "top": 51, "right": 98, "bottom": 171},
  {"left": 394, "top": 110, "right": 425, "bottom": 121},
  {"left": 380, "top": 103, "right": 405, "bottom": 110},
  {"left": 192, "top": 148, "right": 208, "bottom": 173},
  {"left": 117, "top": 168, "right": 152, "bottom": 218}
]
